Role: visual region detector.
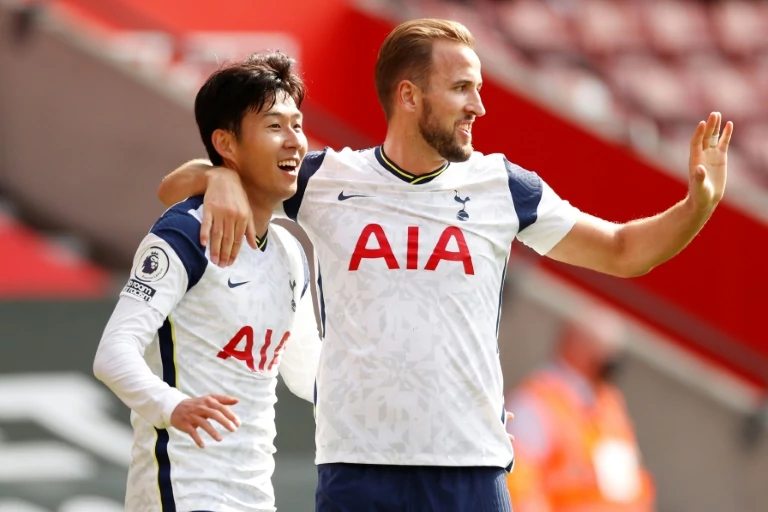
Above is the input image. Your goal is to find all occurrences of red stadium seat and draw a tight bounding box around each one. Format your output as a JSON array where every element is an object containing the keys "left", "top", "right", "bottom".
[
  {"left": 603, "top": 55, "right": 700, "bottom": 123},
  {"left": 680, "top": 56, "right": 764, "bottom": 122},
  {"left": 496, "top": 0, "right": 575, "bottom": 55},
  {"left": 740, "top": 122, "right": 768, "bottom": 175},
  {"left": 749, "top": 55, "right": 768, "bottom": 107},
  {"left": 533, "top": 58, "right": 623, "bottom": 130},
  {"left": 640, "top": 0, "right": 715, "bottom": 58},
  {"left": 573, "top": 0, "right": 647, "bottom": 58},
  {"left": 709, "top": 0, "right": 768, "bottom": 58}
]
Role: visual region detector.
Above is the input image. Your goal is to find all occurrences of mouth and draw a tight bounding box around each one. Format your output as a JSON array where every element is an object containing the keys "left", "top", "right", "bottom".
[
  {"left": 278, "top": 158, "right": 300, "bottom": 174},
  {"left": 457, "top": 121, "right": 473, "bottom": 137}
]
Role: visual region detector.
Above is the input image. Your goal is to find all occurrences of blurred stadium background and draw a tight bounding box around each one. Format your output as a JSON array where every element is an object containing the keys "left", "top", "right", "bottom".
[{"left": 1, "top": 0, "right": 767, "bottom": 510}]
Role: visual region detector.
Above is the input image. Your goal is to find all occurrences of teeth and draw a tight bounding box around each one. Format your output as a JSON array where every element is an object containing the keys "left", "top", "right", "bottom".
[{"left": 278, "top": 159, "right": 298, "bottom": 168}]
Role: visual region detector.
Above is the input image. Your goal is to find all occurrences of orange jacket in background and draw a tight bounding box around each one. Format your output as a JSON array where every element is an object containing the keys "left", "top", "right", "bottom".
[{"left": 506, "top": 364, "right": 655, "bottom": 512}]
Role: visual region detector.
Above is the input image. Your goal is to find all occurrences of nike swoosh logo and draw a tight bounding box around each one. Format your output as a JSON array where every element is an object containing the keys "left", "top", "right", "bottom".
[
  {"left": 338, "top": 191, "right": 371, "bottom": 201},
  {"left": 228, "top": 278, "right": 250, "bottom": 289}
]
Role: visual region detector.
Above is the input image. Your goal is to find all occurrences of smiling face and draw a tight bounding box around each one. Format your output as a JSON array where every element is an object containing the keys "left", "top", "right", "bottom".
[
  {"left": 217, "top": 93, "right": 308, "bottom": 202},
  {"left": 415, "top": 40, "right": 486, "bottom": 162},
  {"left": 194, "top": 51, "right": 307, "bottom": 204}
]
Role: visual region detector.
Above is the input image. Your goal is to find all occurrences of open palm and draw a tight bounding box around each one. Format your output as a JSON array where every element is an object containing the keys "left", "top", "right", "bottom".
[{"left": 688, "top": 112, "right": 733, "bottom": 209}]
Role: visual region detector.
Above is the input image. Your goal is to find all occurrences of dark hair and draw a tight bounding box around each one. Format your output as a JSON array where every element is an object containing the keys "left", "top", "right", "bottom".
[
  {"left": 194, "top": 51, "right": 306, "bottom": 165},
  {"left": 375, "top": 19, "right": 474, "bottom": 120}
]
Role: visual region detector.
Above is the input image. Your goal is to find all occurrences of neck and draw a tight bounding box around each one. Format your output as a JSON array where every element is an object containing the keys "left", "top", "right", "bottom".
[
  {"left": 223, "top": 162, "right": 273, "bottom": 238},
  {"left": 244, "top": 187, "right": 275, "bottom": 239},
  {"left": 558, "top": 354, "right": 600, "bottom": 391},
  {"left": 382, "top": 120, "right": 446, "bottom": 176}
]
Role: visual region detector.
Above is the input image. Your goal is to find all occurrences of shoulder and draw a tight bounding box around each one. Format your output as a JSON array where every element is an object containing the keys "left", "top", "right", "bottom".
[
  {"left": 151, "top": 196, "right": 205, "bottom": 238},
  {"left": 301, "top": 146, "right": 374, "bottom": 170},
  {"left": 149, "top": 196, "right": 208, "bottom": 289}
]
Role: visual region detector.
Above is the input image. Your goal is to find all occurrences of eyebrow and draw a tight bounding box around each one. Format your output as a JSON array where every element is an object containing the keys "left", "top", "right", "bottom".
[
  {"left": 451, "top": 79, "right": 482, "bottom": 88},
  {"left": 263, "top": 111, "right": 303, "bottom": 120}
]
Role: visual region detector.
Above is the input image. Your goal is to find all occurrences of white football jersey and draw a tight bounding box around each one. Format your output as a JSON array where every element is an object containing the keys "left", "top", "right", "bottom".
[
  {"left": 95, "top": 196, "right": 320, "bottom": 512},
  {"left": 279, "top": 146, "right": 579, "bottom": 469}
]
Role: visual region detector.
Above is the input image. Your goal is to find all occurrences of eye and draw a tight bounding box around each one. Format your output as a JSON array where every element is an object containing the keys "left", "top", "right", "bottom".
[
  {"left": 455, "top": 85, "right": 466, "bottom": 92},
  {"left": 293, "top": 123, "right": 303, "bottom": 130},
  {"left": 269, "top": 123, "right": 280, "bottom": 129}
]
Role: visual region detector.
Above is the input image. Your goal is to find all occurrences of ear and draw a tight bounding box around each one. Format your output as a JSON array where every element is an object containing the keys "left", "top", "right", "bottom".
[
  {"left": 396, "top": 80, "right": 421, "bottom": 114},
  {"left": 211, "top": 129, "right": 237, "bottom": 163}
]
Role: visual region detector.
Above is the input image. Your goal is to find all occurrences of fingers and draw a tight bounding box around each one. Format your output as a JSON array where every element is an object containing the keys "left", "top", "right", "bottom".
[
  {"left": 217, "top": 216, "right": 235, "bottom": 267},
  {"left": 185, "top": 425, "right": 205, "bottom": 449},
  {"left": 205, "top": 395, "right": 240, "bottom": 430},
  {"left": 245, "top": 217, "right": 258, "bottom": 251},
  {"left": 220, "top": 405, "right": 241, "bottom": 429},
  {"left": 702, "top": 112, "right": 718, "bottom": 145},
  {"left": 206, "top": 408, "right": 237, "bottom": 433},
  {"left": 209, "top": 221, "right": 224, "bottom": 266},
  {"left": 195, "top": 417, "right": 223, "bottom": 443},
  {"left": 506, "top": 411, "right": 514, "bottom": 422},
  {"left": 229, "top": 218, "right": 248, "bottom": 266},
  {"left": 690, "top": 120, "right": 706, "bottom": 153},
  {"left": 713, "top": 112, "right": 722, "bottom": 142},
  {"left": 210, "top": 394, "right": 239, "bottom": 406},
  {"left": 200, "top": 209, "right": 212, "bottom": 248},
  {"left": 719, "top": 121, "right": 734, "bottom": 151}
]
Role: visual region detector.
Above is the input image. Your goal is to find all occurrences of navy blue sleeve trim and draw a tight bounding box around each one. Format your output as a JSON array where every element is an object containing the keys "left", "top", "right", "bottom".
[
  {"left": 504, "top": 157, "right": 543, "bottom": 233},
  {"left": 151, "top": 196, "right": 208, "bottom": 290},
  {"left": 283, "top": 149, "right": 327, "bottom": 221}
]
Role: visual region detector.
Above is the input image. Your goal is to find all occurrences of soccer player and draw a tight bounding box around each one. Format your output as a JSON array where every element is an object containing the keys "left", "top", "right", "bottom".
[
  {"left": 93, "top": 51, "right": 322, "bottom": 512},
  {"left": 156, "top": 19, "right": 732, "bottom": 512}
]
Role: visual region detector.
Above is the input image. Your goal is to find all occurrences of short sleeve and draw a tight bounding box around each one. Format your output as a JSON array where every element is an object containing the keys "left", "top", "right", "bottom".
[
  {"left": 505, "top": 158, "right": 579, "bottom": 255},
  {"left": 120, "top": 234, "right": 188, "bottom": 316},
  {"left": 120, "top": 198, "right": 208, "bottom": 315},
  {"left": 282, "top": 149, "right": 327, "bottom": 222}
]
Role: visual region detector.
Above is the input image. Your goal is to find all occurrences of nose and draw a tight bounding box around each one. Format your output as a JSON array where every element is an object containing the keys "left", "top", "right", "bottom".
[
  {"left": 283, "top": 126, "right": 301, "bottom": 149},
  {"left": 467, "top": 89, "right": 486, "bottom": 117}
]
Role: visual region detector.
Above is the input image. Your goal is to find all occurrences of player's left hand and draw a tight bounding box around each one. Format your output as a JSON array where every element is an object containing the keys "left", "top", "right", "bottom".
[
  {"left": 505, "top": 411, "right": 514, "bottom": 444},
  {"left": 687, "top": 111, "right": 733, "bottom": 212}
]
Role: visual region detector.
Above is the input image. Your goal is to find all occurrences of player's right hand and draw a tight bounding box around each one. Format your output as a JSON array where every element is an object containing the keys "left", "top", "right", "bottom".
[
  {"left": 201, "top": 168, "right": 257, "bottom": 267},
  {"left": 170, "top": 394, "right": 241, "bottom": 448}
]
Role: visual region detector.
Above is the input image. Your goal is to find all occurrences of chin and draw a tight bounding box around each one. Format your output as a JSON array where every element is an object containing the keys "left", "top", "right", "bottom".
[{"left": 280, "top": 183, "right": 298, "bottom": 200}]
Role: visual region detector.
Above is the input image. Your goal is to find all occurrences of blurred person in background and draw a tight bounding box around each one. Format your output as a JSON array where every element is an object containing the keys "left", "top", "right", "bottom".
[
  {"left": 505, "top": 307, "right": 655, "bottom": 512},
  {"left": 93, "top": 51, "right": 321, "bottom": 512}
]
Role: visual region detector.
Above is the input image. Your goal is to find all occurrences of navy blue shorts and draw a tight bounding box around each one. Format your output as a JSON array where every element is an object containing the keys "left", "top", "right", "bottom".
[{"left": 316, "top": 463, "right": 513, "bottom": 512}]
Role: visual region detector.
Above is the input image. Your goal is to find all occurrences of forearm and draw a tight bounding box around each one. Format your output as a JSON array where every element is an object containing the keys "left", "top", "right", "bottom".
[
  {"left": 94, "top": 298, "right": 190, "bottom": 427},
  {"left": 616, "top": 196, "right": 715, "bottom": 277},
  {"left": 158, "top": 159, "right": 213, "bottom": 206}
]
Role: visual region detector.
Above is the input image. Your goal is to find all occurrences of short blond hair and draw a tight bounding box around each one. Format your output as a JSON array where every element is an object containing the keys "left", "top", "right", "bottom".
[{"left": 375, "top": 18, "right": 475, "bottom": 119}]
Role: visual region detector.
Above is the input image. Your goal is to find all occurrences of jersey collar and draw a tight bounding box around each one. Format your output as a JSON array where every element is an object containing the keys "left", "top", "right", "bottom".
[
  {"left": 374, "top": 146, "right": 449, "bottom": 185},
  {"left": 254, "top": 231, "right": 268, "bottom": 252}
]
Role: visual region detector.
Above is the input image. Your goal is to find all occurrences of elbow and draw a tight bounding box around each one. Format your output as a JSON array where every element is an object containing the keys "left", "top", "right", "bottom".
[
  {"left": 157, "top": 177, "right": 175, "bottom": 207},
  {"left": 613, "top": 263, "right": 653, "bottom": 279},
  {"left": 92, "top": 344, "right": 113, "bottom": 386},
  {"left": 611, "top": 229, "right": 653, "bottom": 278},
  {"left": 92, "top": 351, "right": 106, "bottom": 384},
  {"left": 612, "top": 248, "right": 655, "bottom": 278},
  {"left": 287, "top": 379, "right": 314, "bottom": 403}
]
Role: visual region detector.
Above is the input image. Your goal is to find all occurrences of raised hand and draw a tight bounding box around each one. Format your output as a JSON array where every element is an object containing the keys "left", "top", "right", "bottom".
[{"left": 688, "top": 112, "right": 733, "bottom": 211}]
